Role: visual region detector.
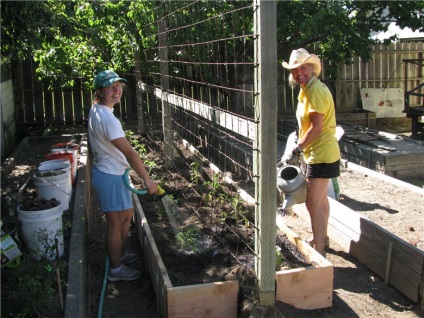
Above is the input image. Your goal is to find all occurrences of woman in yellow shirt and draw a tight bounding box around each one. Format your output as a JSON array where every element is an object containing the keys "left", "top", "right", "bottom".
[{"left": 282, "top": 48, "right": 341, "bottom": 255}]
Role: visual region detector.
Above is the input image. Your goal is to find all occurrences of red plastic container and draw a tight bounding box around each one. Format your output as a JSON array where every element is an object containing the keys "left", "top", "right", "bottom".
[{"left": 45, "top": 142, "right": 79, "bottom": 186}]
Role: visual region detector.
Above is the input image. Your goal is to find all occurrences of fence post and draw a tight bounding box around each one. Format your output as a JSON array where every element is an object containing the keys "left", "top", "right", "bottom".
[
  {"left": 159, "top": 19, "right": 173, "bottom": 168},
  {"left": 253, "top": 0, "right": 277, "bottom": 307},
  {"left": 134, "top": 50, "right": 146, "bottom": 134}
]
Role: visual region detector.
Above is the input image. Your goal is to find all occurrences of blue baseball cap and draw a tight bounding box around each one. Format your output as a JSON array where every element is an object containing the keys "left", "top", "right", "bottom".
[{"left": 94, "top": 70, "right": 127, "bottom": 89}]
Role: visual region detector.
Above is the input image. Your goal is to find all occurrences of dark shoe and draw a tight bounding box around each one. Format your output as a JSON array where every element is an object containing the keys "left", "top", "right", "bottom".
[
  {"left": 108, "top": 265, "right": 142, "bottom": 282},
  {"left": 120, "top": 252, "right": 138, "bottom": 265}
]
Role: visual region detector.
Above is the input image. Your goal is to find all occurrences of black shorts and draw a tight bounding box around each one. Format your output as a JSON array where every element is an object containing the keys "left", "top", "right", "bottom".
[{"left": 305, "top": 160, "right": 340, "bottom": 178}]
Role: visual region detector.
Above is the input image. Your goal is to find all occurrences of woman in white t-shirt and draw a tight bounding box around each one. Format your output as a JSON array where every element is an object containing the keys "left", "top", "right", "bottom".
[{"left": 88, "top": 70, "right": 158, "bottom": 281}]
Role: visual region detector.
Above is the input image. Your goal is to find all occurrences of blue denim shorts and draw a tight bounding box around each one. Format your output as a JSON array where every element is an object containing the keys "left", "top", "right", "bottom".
[{"left": 91, "top": 167, "right": 132, "bottom": 212}]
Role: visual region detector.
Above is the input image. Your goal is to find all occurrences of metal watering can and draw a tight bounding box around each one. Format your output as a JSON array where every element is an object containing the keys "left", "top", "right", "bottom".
[{"left": 276, "top": 164, "right": 307, "bottom": 210}]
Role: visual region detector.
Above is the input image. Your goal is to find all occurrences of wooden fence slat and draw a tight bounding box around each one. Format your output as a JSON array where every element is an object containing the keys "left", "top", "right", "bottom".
[
  {"left": 73, "top": 79, "right": 83, "bottom": 123},
  {"left": 43, "top": 82, "right": 54, "bottom": 123},
  {"left": 63, "top": 90, "right": 73, "bottom": 124},
  {"left": 54, "top": 91, "right": 64, "bottom": 123},
  {"left": 23, "top": 59, "right": 35, "bottom": 124},
  {"left": 34, "top": 81, "right": 44, "bottom": 124}
]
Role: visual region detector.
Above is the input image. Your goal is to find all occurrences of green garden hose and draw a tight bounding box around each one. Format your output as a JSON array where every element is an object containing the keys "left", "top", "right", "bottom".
[
  {"left": 123, "top": 168, "right": 148, "bottom": 195},
  {"left": 97, "top": 256, "right": 109, "bottom": 318}
]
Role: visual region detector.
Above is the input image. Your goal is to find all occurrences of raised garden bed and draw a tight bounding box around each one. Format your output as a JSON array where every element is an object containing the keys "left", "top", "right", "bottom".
[
  {"left": 129, "top": 136, "right": 333, "bottom": 316},
  {"left": 291, "top": 196, "right": 424, "bottom": 305}
]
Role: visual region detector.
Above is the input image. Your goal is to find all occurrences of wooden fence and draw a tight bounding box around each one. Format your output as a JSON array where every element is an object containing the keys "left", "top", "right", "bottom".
[
  {"left": 10, "top": 41, "right": 424, "bottom": 127},
  {"left": 333, "top": 41, "right": 423, "bottom": 112},
  {"left": 12, "top": 59, "right": 139, "bottom": 127}
]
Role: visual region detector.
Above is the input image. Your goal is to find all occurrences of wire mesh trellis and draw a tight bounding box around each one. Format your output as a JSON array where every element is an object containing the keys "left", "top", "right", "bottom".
[{"left": 138, "top": 0, "right": 257, "bottom": 181}]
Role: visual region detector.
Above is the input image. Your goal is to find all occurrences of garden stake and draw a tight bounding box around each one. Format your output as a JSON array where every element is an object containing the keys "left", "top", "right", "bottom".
[
  {"left": 55, "top": 238, "right": 64, "bottom": 311},
  {"left": 56, "top": 267, "right": 64, "bottom": 311}
]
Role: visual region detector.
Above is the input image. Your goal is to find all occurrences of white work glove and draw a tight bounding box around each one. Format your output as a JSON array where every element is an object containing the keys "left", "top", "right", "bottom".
[{"left": 277, "top": 131, "right": 301, "bottom": 168}]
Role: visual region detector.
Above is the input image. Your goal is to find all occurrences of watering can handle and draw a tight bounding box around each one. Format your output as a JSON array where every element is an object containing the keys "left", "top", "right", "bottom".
[{"left": 123, "top": 168, "right": 148, "bottom": 195}]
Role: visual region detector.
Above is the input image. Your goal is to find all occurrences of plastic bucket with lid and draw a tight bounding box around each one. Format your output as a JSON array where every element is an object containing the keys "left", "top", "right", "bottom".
[
  {"left": 17, "top": 203, "right": 64, "bottom": 261},
  {"left": 45, "top": 152, "right": 77, "bottom": 185},
  {"left": 33, "top": 169, "right": 70, "bottom": 210},
  {"left": 51, "top": 142, "right": 78, "bottom": 185},
  {"left": 38, "top": 162, "right": 72, "bottom": 199},
  {"left": 41, "top": 156, "right": 75, "bottom": 185}
]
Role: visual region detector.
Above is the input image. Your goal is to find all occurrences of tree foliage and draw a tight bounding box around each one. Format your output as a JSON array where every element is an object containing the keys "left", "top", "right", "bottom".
[
  {"left": 1, "top": 0, "right": 423, "bottom": 85},
  {"left": 276, "top": 0, "right": 424, "bottom": 76}
]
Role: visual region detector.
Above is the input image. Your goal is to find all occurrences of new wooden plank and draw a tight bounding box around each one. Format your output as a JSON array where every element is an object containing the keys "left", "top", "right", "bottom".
[
  {"left": 275, "top": 266, "right": 333, "bottom": 310},
  {"left": 167, "top": 281, "right": 239, "bottom": 318},
  {"left": 137, "top": 204, "right": 172, "bottom": 318},
  {"left": 277, "top": 221, "right": 332, "bottom": 267},
  {"left": 276, "top": 218, "right": 333, "bottom": 309}
]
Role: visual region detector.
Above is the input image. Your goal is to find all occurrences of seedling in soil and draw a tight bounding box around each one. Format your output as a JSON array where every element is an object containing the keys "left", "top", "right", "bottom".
[
  {"left": 189, "top": 161, "right": 202, "bottom": 184},
  {"left": 275, "top": 245, "right": 285, "bottom": 270},
  {"left": 155, "top": 207, "right": 167, "bottom": 220},
  {"left": 204, "top": 174, "right": 222, "bottom": 202},
  {"left": 175, "top": 227, "right": 199, "bottom": 252},
  {"left": 144, "top": 159, "right": 157, "bottom": 173}
]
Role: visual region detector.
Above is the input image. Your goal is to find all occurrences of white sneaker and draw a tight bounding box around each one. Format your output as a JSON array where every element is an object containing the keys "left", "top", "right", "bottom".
[{"left": 108, "top": 265, "right": 142, "bottom": 282}]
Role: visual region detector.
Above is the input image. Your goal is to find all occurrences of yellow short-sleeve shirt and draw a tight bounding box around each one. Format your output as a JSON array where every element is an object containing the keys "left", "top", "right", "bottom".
[{"left": 296, "top": 77, "right": 340, "bottom": 164}]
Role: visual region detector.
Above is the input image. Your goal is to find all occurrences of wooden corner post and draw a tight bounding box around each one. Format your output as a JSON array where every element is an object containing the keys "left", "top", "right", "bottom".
[
  {"left": 159, "top": 19, "right": 173, "bottom": 168},
  {"left": 253, "top": 0, "right": 278, "bottom": 307}
]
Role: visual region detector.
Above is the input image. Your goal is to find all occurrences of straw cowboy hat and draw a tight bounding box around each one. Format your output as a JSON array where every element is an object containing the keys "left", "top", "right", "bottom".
[{"left": 282, "top": 48, "right": 322, "bottom": 76}]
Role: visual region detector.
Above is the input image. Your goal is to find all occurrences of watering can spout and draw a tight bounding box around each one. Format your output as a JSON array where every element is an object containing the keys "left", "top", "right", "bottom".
[
  {"left": 281, "top": 184, "right": 307, "bottom": 209},
  {"left": 276, "top": 165, "right": 307, "bottom": 210}
]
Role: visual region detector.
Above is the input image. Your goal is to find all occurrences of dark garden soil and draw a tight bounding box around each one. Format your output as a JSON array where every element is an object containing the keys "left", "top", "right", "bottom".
[
  {"left": 114, "top": 135, "right": 312, "bottom": 316},
  {"left": 1, "top": 130, "right": 423, "bottom": 317}
]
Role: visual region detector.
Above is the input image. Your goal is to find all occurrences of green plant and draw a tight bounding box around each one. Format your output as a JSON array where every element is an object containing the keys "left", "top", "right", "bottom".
[
  {"left": 166, "top": 194, "right": 178, "bottom": 205},
  {"left": 175, "top": 227, "right": 199, "bottom": 252},
  {"left": 189, "top": 161, "right": 202, "bottom": 184},
  {"left": 125, "top": 128, "right": 147, "bottom": 157},
  {"left": 219, "top": 211, "right": 228, "bottom": 223},
  {"left": 275, "top": 245, "right": 285, "bottom": 270},
  {"left": 204, "top": 174, "right": 222, "bottom": 203},
  {"left": 155, "top": 207, "right": 167, "bottom": 220},
  {"left": 144, "top": 159, "right": 157, "bottom": 174},
  {"left": 1, "top": 256, "right": 62, "bottom": 317}
]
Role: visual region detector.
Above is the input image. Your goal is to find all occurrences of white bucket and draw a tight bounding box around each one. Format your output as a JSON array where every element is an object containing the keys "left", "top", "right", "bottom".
[
  {"left": 40, "top": 158, "right": 71, "bottom": 167},
  {"left": 51, "top": 148, "right": 78, "bottom": 183},
  {"left": 38, "top": 162, "right": 72, "bottom": 200},
  {"left": 17, "top": 203, "right": 64, "bottom": 261},
  {"left": 33, "top": 170, "right": 70, "bottom": 211}
]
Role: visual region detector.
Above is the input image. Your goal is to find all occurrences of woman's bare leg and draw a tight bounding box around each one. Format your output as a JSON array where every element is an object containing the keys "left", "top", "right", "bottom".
[
  {"left": 105, "top": 208, "right": 133, "bottom": 268},
  {"left": 306, "top": 178, "right": 330, "bottom": 255}
]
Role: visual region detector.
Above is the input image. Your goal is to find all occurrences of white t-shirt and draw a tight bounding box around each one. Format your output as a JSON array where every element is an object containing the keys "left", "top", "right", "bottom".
[{"left": 88, "top": 104, "right": 129, "bottom": 175}]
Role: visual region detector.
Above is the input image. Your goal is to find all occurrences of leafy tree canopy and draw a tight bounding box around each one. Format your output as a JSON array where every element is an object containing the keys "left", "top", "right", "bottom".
[{"left": 1, "top": 0, "right": 423, "bottom": 86}]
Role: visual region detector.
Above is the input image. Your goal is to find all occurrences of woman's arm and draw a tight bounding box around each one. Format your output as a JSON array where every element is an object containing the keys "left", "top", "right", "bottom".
[
  {"left": 111, "top": 137, "right": 158, "bottom": 194},
  {"left": 297, "top": 112, "right": 323, "bottom": 150}
]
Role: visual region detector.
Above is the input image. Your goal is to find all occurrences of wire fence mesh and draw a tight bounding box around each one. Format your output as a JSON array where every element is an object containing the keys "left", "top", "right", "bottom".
[{"left": 138, "top": 1, "right": 258, "bottom": 182}]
